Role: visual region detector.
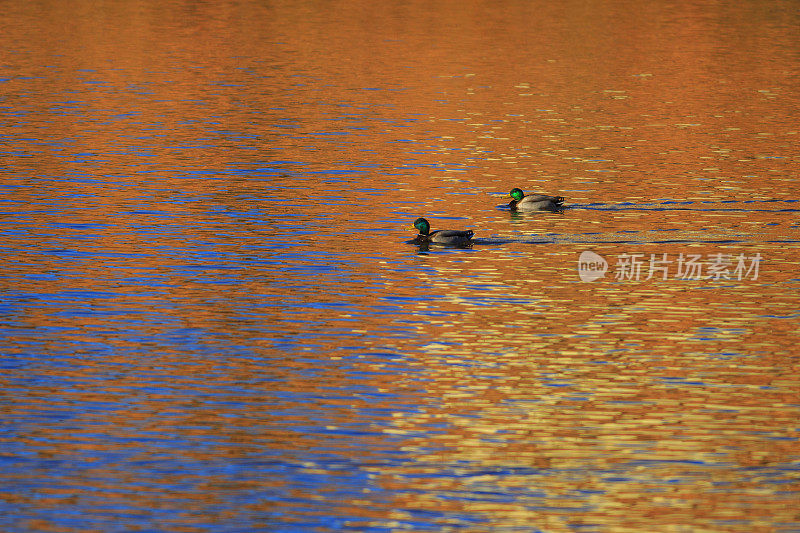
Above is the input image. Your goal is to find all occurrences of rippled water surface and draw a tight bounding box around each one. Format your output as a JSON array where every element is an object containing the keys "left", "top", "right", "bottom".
[{"left": 2, "top": 1, "right": 799, "bottom": 531}]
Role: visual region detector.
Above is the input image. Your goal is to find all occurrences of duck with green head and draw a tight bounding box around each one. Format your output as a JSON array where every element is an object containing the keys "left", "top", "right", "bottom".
[
  {"left": 411, "top": 217, "right": 474, "bottom": 246},
  {"left": 508, "top": 188, "right": 565, "bottom": 211}
]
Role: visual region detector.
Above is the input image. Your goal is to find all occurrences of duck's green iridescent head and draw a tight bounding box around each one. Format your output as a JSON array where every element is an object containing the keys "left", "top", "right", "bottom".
[
  {"left": 509, "top": 188, "right": 524, "bottom": 202},
  {"left": 413, "top": 217, "right": 430, "bottom": 235}
]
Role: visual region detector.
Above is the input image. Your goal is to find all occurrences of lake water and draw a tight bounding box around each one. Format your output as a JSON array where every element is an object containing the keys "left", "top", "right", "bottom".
[{"left": 1, "top": 1, "right": 799, "bottom": 531}]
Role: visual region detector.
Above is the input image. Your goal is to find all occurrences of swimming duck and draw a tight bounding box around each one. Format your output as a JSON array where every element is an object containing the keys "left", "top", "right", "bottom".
[
  {"left": 508, "top": 188, "right": 565, "bottom": 211},
  {"left": 411, "top": 217, "right": 474, "bottom": 246}
]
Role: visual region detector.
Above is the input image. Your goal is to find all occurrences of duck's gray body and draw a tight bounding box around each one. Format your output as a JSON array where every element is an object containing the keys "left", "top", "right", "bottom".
[{"left": 427, "top": 229, "right": 474, "bottom": 245}]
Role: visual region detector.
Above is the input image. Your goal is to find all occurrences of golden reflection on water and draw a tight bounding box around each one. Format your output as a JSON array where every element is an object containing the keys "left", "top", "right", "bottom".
[
  {"left": 1, "top": 0, "right": 799, "bottom": 531},
  {"left": 370, "top": 234, "right": 799, "bottom": 528}
]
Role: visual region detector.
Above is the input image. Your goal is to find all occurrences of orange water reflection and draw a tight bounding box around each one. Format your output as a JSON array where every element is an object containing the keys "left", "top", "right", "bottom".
[{"left": 1, "top": 0, "right": 798, "bottom": 531}]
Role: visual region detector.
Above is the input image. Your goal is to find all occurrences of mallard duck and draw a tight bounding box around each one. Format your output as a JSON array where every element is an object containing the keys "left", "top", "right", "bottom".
[
  {"left": 411, "top": 217, "right": 474, "bottom": 246},
  {"left": 508, "top": 188, "right": 565, "bottom": 211}
]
